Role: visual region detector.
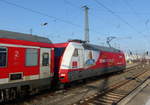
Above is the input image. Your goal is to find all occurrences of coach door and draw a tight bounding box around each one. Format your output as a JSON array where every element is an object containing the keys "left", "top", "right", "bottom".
[{"left": 40, "top": 48, "right": 51, "bottom": 79}]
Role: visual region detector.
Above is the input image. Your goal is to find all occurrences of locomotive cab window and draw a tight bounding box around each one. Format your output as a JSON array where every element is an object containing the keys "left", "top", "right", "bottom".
[
  {"left": 73, "top": 49, "right": 78, "bottom": 57},
  {"left": 0, "top": 47, "right": 7, "bottom": 67},
  {"left": 26, "top": 49, "right": 38, "bottom": 66},
  {"left": 42, "top": 53, "right": 49, "bottom": 66}
]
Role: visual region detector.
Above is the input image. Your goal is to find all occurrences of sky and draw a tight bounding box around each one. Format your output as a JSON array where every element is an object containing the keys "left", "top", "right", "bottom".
[{"left": 1, "top": 0, "right": 150, "bottom": 53}]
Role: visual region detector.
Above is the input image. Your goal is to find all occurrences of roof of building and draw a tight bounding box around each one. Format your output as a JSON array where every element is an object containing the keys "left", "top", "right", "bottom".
[{"left": 0, "top": 30, "right": 52, "bottom": 43}]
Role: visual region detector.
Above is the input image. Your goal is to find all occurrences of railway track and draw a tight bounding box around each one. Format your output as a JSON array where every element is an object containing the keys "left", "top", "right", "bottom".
[
  {"left": 4, "top": 63, "right": 149, "bottom": 105},
  {"left": 73, "top": 65, "right": 150, "bottom": 105}
]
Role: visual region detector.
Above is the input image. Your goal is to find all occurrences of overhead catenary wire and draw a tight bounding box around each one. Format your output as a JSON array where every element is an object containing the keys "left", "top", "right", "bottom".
[
  {"left": 93, "top": 0, "right": 143, "bottom": 35},
  {"left": 93, "top": 0, "right": 150, "bottom": 52},
  {"left": 1, "top": 0, "right": 148, "bottom": 48},
  {"left": 0, "top": 0, "right": 105, "bottom": 37},
  {"left": 63, "top": 0, "right": 81, "bottom": 9},
  {"left": 122, "top": 0, "right": 142, "bottom": 19},
  {"left": 122, "top": 0, "right": 149, "bottom": 34},
  {"left": 1, "top": 0, "right": 143, "bottom": 37},
  {"left": 97, "top": 11, "right": 150, "bottom": 15},
  {"left": 62, "top": 0, "right": 105, "bottom": 35},
  {"left": 63, "top": 0, "right": 150, "bottom": 15},
  {"left": 121, "top": 0, "right": 150, "bottom": 48},
  {"left": 63, "top": 0, "right": 150, "bottom": 51},
  {"left": 64, "top": 0, "right": 150, "bottom": 16},
  {"left": 0, "top": 0, "right": 81, "bottom": 28}
]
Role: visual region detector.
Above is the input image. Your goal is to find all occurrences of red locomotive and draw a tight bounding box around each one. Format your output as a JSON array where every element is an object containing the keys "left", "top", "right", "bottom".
[
  {"left": 54, "top": 40, "right": 126, "bottom": 84},
  {"left": 0, "top": 30, "right": 126, "bottom": 102}
]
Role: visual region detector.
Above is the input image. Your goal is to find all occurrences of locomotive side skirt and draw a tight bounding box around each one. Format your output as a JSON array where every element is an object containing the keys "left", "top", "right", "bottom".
[{"left": 60, "top": 65, "right": 125, "bottom": 83}]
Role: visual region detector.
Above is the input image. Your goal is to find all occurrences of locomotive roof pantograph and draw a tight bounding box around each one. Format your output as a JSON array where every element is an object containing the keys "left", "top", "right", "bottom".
[{"left": 0, "top": 30, "right": 52, "bottom": 43}]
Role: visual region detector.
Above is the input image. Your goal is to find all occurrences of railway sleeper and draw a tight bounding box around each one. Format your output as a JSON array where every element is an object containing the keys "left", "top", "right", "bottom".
[
  {"left": 94, "top": 101, "right": 112, "bottom": 105},
  {"left": 101, "top": 96, "right": 121, "bottom": 101},
  {"left": 112, "top": 90, "right": 128, "bottom": 95},
  {"left": 99, "top": 96, "right": 119, "bottom": 103},
  {"left": 107, "top": 92, "right": 125, "bottom": 97},
  {"left": 94, "top": 100, "right": 103, "bottom": 104},
  {"left": 102, "top": 94, "right": 122, "bottom": 99},
  {"left": 97, "top": 98, "right": 116, "bottom": 105}
]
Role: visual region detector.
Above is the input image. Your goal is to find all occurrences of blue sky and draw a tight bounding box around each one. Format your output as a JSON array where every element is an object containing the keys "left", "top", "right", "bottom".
[{"left": 0, "top": 0, "right": 150, "bottom": 53}]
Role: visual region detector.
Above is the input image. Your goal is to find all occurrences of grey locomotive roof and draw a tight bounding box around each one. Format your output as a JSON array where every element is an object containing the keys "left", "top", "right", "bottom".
[
  {"left": 83, "top": 43, "right": 121, "bottom": 53},
  {"left": 0, "top": 30, "right": 52, "bottom": 43}
]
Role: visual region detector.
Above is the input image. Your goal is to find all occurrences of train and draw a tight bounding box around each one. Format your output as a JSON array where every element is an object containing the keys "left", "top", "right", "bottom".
[
  {"left": 54, "top": 40, "right": 126, "bottom": 85},
  {"left": 0, "top": 30, "right": 126, "bottom": 102}
]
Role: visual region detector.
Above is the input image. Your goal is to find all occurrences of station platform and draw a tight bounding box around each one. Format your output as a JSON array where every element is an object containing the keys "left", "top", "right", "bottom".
[
  {"left": 117, "top": 63, "right": 150, "bottom": 105},
  {"left": 126, "top": 84, "right": 150, "bottom": 105}
]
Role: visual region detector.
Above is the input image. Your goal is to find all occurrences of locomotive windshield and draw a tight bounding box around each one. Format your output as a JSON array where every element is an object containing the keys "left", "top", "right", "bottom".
[{"left": 73, "top": 49, "right": 78, "bottom": 57}]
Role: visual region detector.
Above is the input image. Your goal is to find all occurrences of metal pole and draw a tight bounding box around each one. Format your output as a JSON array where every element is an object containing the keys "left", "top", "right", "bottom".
[{"left": 83, "top": 5, "right": 89, "bottom": 43}]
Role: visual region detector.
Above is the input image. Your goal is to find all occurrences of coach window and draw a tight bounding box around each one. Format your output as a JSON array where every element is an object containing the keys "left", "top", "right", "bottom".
[
  {"left": 0, "top": 47, "right": 7, "bottom": 67},
  {"left": 26, "top": 49, "right": 38, "bottom": 66},
  {"left": 73, "top": 49, "right": 78, "bottom": 57},
  {"left": 42, "top": 53, "right": 49, "bottom": 66}
]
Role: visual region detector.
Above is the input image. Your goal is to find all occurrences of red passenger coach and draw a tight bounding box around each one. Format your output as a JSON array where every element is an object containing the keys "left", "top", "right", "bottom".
[
  {"left": 0, "top": 30, "right": 54, "bottom": 100},
  {"left": 54, "top": 40, "right": 126, "bottom": 84}
]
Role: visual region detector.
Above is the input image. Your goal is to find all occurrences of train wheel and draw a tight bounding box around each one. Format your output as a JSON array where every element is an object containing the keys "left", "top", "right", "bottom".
[
  {"left": 10, "top": 88, "right": 16, "bottom": 100},
  {"left": 5, "top": 89, "right": 9, "bottom": 101},
  {"left": 0, "top": 90, "right": 4, "bottom": 102},
  {"left": 82, "top": 79, "right": 87, "bottom": 83},
  {"left": 57, "top": 81, "right": 65, "bottom": 89},
  {"left": 59, "top": 83, "right": 65, "bottom": 89}
]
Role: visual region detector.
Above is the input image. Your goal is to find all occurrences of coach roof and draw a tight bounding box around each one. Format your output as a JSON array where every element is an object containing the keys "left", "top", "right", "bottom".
[{"left": 0, "top": 30, "right": 52, "bottom": 43}]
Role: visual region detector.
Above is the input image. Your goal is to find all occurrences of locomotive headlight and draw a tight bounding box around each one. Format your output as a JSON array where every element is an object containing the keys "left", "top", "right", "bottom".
[{"left": 60, "top": 74, "right": 66, "bottom": 76}]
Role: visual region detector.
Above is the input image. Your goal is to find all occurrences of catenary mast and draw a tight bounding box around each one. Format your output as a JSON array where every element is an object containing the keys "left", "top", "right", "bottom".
[{"left": 83, "top": 5, "right": 90, "bottom": 43}]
